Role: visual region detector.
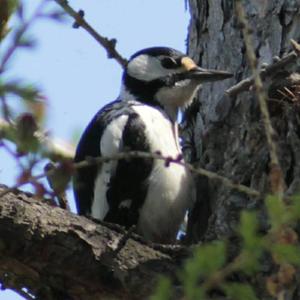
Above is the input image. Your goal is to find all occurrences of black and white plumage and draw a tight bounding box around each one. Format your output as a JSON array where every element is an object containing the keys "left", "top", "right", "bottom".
[{"left": 73, "top": 47, "right": 232, "bottom": 243}]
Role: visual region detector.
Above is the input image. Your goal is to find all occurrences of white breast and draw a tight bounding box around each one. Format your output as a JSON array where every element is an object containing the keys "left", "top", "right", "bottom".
[
  {"left": 91, "top": 102, "right": 194, "bottom": 242},
  {"left": 132, "top": 105, "right": 195, "bottom": 242}
]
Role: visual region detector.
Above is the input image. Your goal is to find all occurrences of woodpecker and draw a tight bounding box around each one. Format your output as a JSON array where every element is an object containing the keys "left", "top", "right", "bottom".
[{"left": 73, "top": 47, "right": 232, "bottom": 243}]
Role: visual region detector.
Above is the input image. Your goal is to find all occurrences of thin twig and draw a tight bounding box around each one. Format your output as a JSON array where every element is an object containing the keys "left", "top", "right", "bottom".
[
  {"left": 76, "top": 152, "right": 261, "bottom": 197},
  {"left": 0, "top": 95, "right": 11, "bottom": 123},
  {"left": 235, "top": 1, "right": 284, "bottom": 196},
  {"left": 0, "top": 151, "right": 261, "bottom": 199},
  {"left": 54, "top": 0, "right": 128, "bottom": 68},
  {"left": 226, "top": 46, "right": 299, "bottom": 97},
  {"left": 290, "top": 38, "right": 300, "bottom": 55}
]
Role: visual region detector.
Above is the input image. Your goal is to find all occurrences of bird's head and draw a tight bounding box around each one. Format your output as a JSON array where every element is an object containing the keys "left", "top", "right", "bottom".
[{"left": 120, "top": 47, "right": 232, "bottom": 120}]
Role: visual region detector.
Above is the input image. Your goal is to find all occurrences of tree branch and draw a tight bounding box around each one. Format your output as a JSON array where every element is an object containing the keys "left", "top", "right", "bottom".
[
  {"left": 53, "top": 0, "right": 128, "bottom": 68},
  {"left": 0, "top": 149, "right": 261, "bottom": 200},
  {"left": 225, "top": 41, "right": 300, "bottom": 97},
  {"left": 0, "top": 184, "right": 182, "bottom": 299},
  {"left": 235, "top": 1, "right": 284, "bottom": 196}
]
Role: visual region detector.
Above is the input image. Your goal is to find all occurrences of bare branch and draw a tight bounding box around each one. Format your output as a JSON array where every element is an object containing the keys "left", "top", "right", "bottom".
[
  {"left": 290, "top": 38, "right": 300, "bottom": 55},
  {"left": 226, "top": 46, "right": 299, "bottom": 97},
  {"left": 0, "top": 150, "right": 261, "bottom": 200},
  {"left": 0, "top": 95, "right": 11, "bottom": 123},
  {"left": 235, "top": 1, "right": 284, "bottom": 196},
  {"left": 54, "top": 0, "right": 128, "bottom": 68}
]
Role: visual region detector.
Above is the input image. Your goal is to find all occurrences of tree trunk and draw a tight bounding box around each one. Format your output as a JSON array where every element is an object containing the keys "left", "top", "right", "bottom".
[{"left": 184, "top": 0, "right": 300, "bottom": 245}]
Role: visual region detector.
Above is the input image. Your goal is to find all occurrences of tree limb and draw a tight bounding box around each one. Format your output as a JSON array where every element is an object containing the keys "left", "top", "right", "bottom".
[
  {"left": 225, "top": 41, "right": 300, "bottom": 97},
  {"left": 235, "top": 1, "right": 284, "bottom": 196},
  {"left": 54, "top": 0, "right": 128, "bottom": 68},
  {"left": 0, "top": 184, "right": 183, "bottom": 299}
]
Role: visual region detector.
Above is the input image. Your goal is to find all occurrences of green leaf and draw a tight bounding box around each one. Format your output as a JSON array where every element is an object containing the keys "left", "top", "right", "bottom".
[
  {"left": 223, "top": 283, "right": 258, "bottom": 300},
  {"left": 8, "top": 0, "right": 19, "bottom": 14},
  {"left": 239, "top": 211, "right": 260, "bottom": 249},
  {"left": 0, "top": 0, "right": 18, "bottom": 37},
  {"left": 184, "top": 241, "right": 226, "bottom": 278},
  {"left": 181, "top": 241, "right": 226, "bottom": 300},
  {"left": 184, "top": 282, "right": 205, "bottom": 300},
  {"left": 289, "top": 195, "right": 300, "bottom": 220},
  {"left": 265, "top": 195, "right": 289, "bottom": 229},
  {"left": 272, "top": 244, "right": 300, "bottom": 266},
  {"left": 0, "top": 80, "right": 40, "bottom": 101},
  {"left": 150, "top": 277, "right": 172, "bottom": 300},
  {"left": 238, "top": 211, "right": 263, "bottom": 274}
]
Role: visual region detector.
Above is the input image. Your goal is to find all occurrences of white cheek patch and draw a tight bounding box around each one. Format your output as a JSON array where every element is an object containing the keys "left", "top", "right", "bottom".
[{"left": 127, "top": 55, "right": 175, "bottom": 82}]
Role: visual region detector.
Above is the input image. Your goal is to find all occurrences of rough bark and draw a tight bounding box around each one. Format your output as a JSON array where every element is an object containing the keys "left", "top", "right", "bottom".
[
  {"left": 0, "top": 185, "right": 187, "bottom": 300},
  {"left": 184, "top": 0, "right": 300, "bottom": 243},
  {"left": 182, "top": 4, "right": 300, "bottom": 297},
  {"left": 182, "top": 0, "right": 300, "bottom": 259}
]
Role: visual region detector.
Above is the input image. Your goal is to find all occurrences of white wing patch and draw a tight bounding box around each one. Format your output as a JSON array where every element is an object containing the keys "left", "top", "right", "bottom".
[{"left": 91, "top": 115, "right": 129, "bottom": 220}]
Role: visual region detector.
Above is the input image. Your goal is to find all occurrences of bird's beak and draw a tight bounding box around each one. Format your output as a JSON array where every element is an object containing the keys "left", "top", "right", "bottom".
[
  {"left": 185, "top": 67, "right": 233, "bottom": 82},
  {"left": 181, "top": 57, "right": 233, "bottom": 82}
]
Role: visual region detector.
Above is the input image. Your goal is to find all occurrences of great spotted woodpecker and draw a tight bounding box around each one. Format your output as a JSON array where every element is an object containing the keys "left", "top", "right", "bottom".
[{"left": 73, "top": 47, "right": 232, "bottom": 243}]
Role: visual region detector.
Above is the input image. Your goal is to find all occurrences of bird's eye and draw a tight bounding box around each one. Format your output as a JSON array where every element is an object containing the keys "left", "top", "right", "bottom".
[{"left": 161, "top": 57, "right": 179, "bottom": 69}]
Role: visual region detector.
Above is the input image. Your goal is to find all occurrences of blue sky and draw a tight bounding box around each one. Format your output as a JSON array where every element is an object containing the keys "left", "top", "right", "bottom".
[{"left": 0, "top": 0, "right": 189, "bottom": 298}]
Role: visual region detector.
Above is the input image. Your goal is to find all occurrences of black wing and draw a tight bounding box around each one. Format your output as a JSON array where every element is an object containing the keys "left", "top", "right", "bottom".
[
  {"left": 74, "top": 99, "right": 124, "bottom": 215},
  {"left": 104, "top": 112, "right": 153, "bottom": 227},
  {"left": 73, "top": 100, "right": 153, "bottom": 228}
]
